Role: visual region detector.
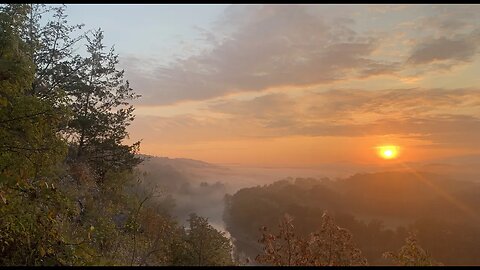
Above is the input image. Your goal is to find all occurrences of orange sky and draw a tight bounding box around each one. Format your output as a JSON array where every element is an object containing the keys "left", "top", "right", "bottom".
[
  {"left": 132, "top": 134, "right": 470, "bottom": 167},
  {"left": 121, "top": 5, "right": 480, "bottom": 167}
]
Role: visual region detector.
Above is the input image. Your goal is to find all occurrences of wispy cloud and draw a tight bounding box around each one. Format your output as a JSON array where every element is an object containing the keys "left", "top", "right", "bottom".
[
  {"left": 131, "top": 88, "right": 480, "bottom": 148},
  {"left": 121, "top": 5, "right": 480, "bottom": 107},
  {"left": 132, "top": 5, "right": 403, "bottom": 105},
  {"left": 408, "top": 32, "right": 480, "bottom": 66}
]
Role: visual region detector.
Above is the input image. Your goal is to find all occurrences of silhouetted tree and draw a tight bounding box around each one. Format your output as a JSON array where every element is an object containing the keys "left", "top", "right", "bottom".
[{"left": 64, "top": 28, "right": 141, "bottom": 182}]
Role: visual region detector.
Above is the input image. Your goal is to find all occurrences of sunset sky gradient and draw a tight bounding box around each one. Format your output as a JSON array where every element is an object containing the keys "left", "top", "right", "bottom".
[{"left": 65, "top": 4, "right": 480, "bottom": 167}]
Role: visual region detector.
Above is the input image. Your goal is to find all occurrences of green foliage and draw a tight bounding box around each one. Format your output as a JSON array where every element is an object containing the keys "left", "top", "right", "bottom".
[
  {"left": 0, "top": 4, "right": 68, "bottom": 188},
  {"left": 0, "top": 5, "right": 74, "bottom": 265},
  {"left": 0, "top": 5, "right": 33, "bottom": 93},
  {"left": 0, "top": 176, "right": 82, "bottom": 265},
  {"left": 26, "top": 4, "right": 84, "bottom": 102},
  {"left": 171, "top": 213, "right": 234, "bottom": 266},
  {"left": 64, "top": 28, "right": 141, "bottom": 182},
  {"left": 1, "top": 4, "right": 232, "bottom": 266}
]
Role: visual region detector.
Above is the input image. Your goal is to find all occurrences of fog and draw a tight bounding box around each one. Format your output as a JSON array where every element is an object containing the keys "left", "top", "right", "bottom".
[{"left": 137, "top": 154, "right": 480, "bottom": 234}]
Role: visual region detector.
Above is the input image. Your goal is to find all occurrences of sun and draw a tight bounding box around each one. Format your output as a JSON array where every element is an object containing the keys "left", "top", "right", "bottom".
[{"left": 377, "top": 145, "right": 399, "bottom": 160}]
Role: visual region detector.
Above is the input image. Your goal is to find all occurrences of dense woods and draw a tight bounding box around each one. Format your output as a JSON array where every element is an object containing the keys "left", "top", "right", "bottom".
[
  {"left": 224, "top": 173, "right": 480, "bottom": 265},
  {"left": 0, "top": 4, "right": 232, "bottom": 266}
]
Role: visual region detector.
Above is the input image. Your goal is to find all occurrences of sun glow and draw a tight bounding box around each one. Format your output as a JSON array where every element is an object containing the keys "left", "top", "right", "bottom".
[{"left": 377, "top": 145, "right": 399, "bottom": 160}]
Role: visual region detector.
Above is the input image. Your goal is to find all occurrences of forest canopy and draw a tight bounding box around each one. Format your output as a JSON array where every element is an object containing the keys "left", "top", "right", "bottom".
[
  {"left": 224, "top": 173, "right": 480, "bottom": 265},
  {"left": 0, "top": 4, "right": 232, "bottom": 266}
]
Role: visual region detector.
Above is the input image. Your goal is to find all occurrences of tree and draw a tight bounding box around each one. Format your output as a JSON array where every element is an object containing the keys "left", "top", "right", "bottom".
[
  {"left": 0, "top": 5, "right": 79, "bottom": 265},
  {"left": 256, "top": 214, "right": 309, "bottom": 266},
  {"left": 64, "top": 28, "right": 141, "bottom": 182},
  {"left": 383, "top": 232, "right": 442, "bottom": 266},
  {"left": 1, "top": 4, "right": 236, "bottom": 266},
  {"left": 172, "top": 214, "right": 234, "bottom": 266},
  {"left": 0, "top": 4, "right": 67, "bottom": 184},
  {"left": 256, "top": 212, "right": 367, "bottom": 266},
  {"left": 307, "top": 211, "right": 367, "bottom": 266},
  {"left": 23, "top": 4, "right": 84, "bottom": 103}
]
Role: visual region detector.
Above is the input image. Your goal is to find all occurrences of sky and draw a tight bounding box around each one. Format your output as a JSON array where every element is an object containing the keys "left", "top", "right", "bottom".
[{"left": 63, "top": 4, "right": 480, "bottom": 167}]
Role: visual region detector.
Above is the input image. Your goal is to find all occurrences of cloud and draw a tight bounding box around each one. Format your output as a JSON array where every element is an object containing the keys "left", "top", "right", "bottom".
[
  {"left": 408, "top": 33, "right": 480, "bottom": 66},
  {"left": 117, "top": 5, "right": 480, "bottom": 107},
  {"left": 211, "top": 88, "right": 480, "bottom": 123},
  {"left": 403, "top": 6, "right": 480, "bottom": 69},
  {"left": 210, "top": 93, "right": 295, "bottom": 120},
  {"left": 131, "top": 87, "right": 480, "bottom": 148},
  {"left": 419, "top": 5, "right": 480, "bottom": 34},
  {"left": 135, "top": 5, "right": 400, "bottom": 105},
  {"left": 299, "top": 114, "right": 480, "bottom": 148}
]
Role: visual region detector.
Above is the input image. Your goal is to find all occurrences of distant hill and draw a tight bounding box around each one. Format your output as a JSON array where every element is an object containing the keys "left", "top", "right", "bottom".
[
  {"left": 335, "top": 171, "right": 480, "bottom": 219},
  {"left": 224, "top": 171, "right": 480, "bottom": 265},
  {"left": 139, "top": 154, "right": 224, "bottom": 169}
]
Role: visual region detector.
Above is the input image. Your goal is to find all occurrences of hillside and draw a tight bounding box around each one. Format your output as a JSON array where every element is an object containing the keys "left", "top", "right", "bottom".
[{"left": 224, "top": 171, "right": 480, "bottom": 265}]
